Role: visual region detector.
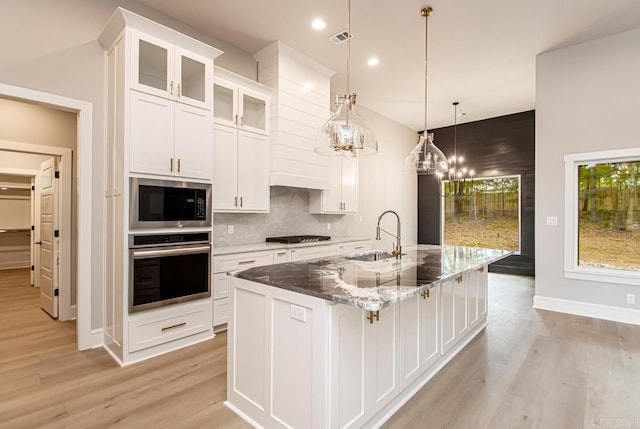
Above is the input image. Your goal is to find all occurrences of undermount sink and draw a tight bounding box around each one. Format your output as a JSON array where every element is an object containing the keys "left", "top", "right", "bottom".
[{"left": 344, "top": 251, "right": 396, "bottom": 262}]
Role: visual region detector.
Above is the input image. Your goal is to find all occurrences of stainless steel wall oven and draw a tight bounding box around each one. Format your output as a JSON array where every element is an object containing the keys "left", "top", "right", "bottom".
[{"left": 129, "top": 232, "right": 211, "bottom": 313}]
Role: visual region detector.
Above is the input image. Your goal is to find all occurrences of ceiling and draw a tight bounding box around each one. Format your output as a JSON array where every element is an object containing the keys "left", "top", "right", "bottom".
[{"left": 138, "top": 0, "right": 640, "bottom": 131}]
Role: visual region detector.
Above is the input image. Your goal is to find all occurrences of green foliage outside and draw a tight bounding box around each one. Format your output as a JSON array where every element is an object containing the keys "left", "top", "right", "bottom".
[
  {"left": 443, "top": 177, "right": 520, "bottom": 252},
  {"left": 578, "top": 161, "right": 640, "bottom": 271}
]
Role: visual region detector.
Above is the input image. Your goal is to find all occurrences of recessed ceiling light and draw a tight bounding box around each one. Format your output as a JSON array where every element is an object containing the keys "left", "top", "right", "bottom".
[
  {"left": 367, "top": 57, "right": 379, "bottom": 66},
  {"left": 312, "top": 19, "right": 326, "bottom": 30},
  {"left": 0, "top": 187, "right": 8, "bottom": 191}
]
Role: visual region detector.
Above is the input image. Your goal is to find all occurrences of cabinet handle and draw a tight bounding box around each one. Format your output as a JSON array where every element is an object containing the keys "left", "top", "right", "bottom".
[
  {"left": 234, "top": 114, "right": 238, "bottom": 125},
  {"left": 354, "top": 246, "right": 364, "bottom": 250},
  {"left": 240, "top": 196, "right": 243, "bottom": 207},
  {"left": 367, "top": 310, "right": 380, "bottom": 324},
  {"left": 170, "top": 81, "right": 174, "bottom": 96},
  {"left": 177, "top": 83, "right": 181, "bottom": 97},
  {"left": 161, "top": 322, "right": 186, "bottom": 332},
  {"left": 177, "top": 158, "right": 181, "bottom": 173},
  {"left": 170, "top": 158, "right": 174, "bottom": 172},
  {"left": 240, "top": 115, "right": 244, "bottom": 127},
  {"left": 234, "top": 196, "right": 238, "bottom": 207},
  {"left": 277, "top": 252, "right": 286, "bottom": 256},
  {"left": 421, "top": 289, "right": 430, "bottom": 299},
  {"left": 478, "top": 267, "right": 485, "bottom": 273},
  {"left": 238, "top": 259, "right": 256, "bottom": 265}
]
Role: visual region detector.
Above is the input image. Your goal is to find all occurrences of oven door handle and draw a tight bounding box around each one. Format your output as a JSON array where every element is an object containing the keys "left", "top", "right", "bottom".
[{"left": 132, "top": 245, "right": 211, "bottom": 259}]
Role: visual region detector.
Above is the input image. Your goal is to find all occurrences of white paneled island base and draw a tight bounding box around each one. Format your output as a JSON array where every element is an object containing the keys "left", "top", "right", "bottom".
[{"left": 224, "top": 246, "right": 500, "bottom": 428}]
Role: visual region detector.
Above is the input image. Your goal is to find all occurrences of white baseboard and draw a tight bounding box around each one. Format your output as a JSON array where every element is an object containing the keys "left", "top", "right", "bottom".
[{"left": 533, "top": 295, "right": 640, "bottom": 326}]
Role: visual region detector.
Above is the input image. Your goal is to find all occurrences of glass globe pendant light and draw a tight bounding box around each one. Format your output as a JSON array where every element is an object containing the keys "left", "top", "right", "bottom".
[
  {"left": 403, "top": 7, "right": 448, "bottom": 175},
  {"left": 314, "top": 0, "right": 377, "bottom": 156}
]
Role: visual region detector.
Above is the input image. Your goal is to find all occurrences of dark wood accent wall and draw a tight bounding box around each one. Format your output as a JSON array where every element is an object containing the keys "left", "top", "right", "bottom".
[{"left": 417, "top": 110, "right": 535, "bottom": 276}]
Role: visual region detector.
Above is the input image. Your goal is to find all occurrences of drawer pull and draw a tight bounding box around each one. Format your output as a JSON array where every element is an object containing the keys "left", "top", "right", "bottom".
[
  {"left": 277, "top": 252, "right": 286, "bottom": 256},
  {"left": 161, "top": 322, "right": 187, "bottom": 332},
  {"left": 421, "top": 289, "right": 430, "bottom": 299},
  {"left": 354, "top": 246, "right": 364, "bottom": 250},
  {"left": 239, "top": 259, "right": 256, "bottom": 265}
]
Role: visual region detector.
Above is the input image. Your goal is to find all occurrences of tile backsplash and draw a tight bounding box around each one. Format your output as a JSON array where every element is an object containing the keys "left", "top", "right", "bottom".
[{"left": 212, "top": 186, "right": 360, "bottom": 246}]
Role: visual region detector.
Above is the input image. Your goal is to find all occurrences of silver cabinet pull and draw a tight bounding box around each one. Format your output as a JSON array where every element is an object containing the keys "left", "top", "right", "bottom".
[
  {"left": 161, "top": 322, "right": 186, "bottom": 332},
  {"left": 133, "top": 245, "right": 210, "bottom": 258}
]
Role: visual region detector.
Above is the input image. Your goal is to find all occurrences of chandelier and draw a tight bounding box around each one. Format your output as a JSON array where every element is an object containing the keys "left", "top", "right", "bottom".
[{"left": 445, "top": 101, "right": 475, "bottom": 196}]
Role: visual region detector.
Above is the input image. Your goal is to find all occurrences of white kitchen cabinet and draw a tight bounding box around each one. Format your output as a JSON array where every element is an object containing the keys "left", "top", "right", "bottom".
[
  {"left": 214, "top": 71, "right": 269, "bottom": 135},
  {"left": 99, "top": 7, "right": 221, "bottom": 365},
  {"left": 340, "top": 240, "right": 371, "bottom": 255},
  {"left": 440, "top": 276, "right": 457, "bottom": 355},
  {"left": 309, "top": 154, "right": 358, "bottom": 214},
  {"left": 419, "top": 285, "right": 440, "bottom": 371},
  {"left": 469, "top": 265, "right": 488, "bottom": 329},
  {"left": 129, "top": 90, "right": 213, "bottom": 180},
  {"left": 131, "top": 31, "right": 212, "bottom": 110},
  {"left": 290, "top": 244, "right": 341, "bottom": 261},
  {"left": 455, "top": 272, "right": 469, "bottom": 338},
  {"left": 213, "top": 125, "right": 269, "bottom": 212},
  {"left": 213, "top": 68, "right": 271, "bottom": 212}
]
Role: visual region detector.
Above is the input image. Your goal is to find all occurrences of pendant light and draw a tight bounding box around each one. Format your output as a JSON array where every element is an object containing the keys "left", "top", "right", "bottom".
[
  {"left": 403, "top": 7, "right": 448, "bottom": 175},
  {"left": 314, "top": 0, "right": 377, "bottom": 156},
  {"left": 446, "top": 101, "right": 475, "bottom": 195}
]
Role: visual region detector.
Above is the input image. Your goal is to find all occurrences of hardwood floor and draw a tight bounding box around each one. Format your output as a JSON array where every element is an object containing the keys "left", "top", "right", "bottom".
[{"left": 1, "top": 268, "right": 639, "bottom": 428}]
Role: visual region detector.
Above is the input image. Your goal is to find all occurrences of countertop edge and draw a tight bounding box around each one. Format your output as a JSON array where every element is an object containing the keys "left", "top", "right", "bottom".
[{"left": 212, "top": 236, "right": 372, "bottom": 256}]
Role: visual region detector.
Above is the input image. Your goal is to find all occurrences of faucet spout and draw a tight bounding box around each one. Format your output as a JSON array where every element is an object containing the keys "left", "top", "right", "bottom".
[{"left": 375, "top": 210, "right": 402, "bottom": 259}]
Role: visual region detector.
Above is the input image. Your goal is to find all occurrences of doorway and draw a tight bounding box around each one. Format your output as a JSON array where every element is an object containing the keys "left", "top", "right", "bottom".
[{"left": 0, "top": 82, "right": 95, "bottom": 350}]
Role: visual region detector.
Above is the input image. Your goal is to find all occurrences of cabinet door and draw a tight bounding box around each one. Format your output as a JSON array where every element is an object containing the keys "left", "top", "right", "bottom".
[
  {"left": 399, "top": 296, "right": 420, "bottom": 387},
  {"left": 237, "top": 131, "right": 270, "bottom": 212},
  {"left": 365, "top": 305, "right": 399, "bottom": 412},
  {"left": 175, "top": 47, "right": 211, "bottom": 110},
  {"left": 174, "top": 104, "right": 213, "bottom": 180},
  {"left": 213, "top": 78, "right": 238, "bottom": 127},
  {"left": 478, "top": 266, "right": 488, "bottom": 320},
  {"left": 440, "top": 277, "right": 456, "bottom": 355},
  {"left": 329, "top": 304, "right": 367, "bottom": 429},
  {"left": 341, "top": 241, "right": 371, "bottom": 255},
  {"left": 455, "top": 273, "right": 469, "bottom": 337},
  {"left": 130, "top": 32, "right": 173, "bottom": 100},
  {"left": 468, "top": 269, "right": 480, "bottom": 328},
  {"left": 290, "top": 244, "right": 341, "bottom": 262},
  {"left": 239, "top": 88, "right": 269, "bottom": 135},
  {"left": 213, "top": 125, "right": 239, "bottom": 211},
  {"left": 419, "top": 285, "right": 440, "bottom": 370},
  {"left": 129, "top": 91, "right": 175, "bottom": 176},
  {"left": 321, "top": 153, "right": 343, "bottom": 213},
  {"left": 340, "top": 156, "right": 358, "bottom": 213}
]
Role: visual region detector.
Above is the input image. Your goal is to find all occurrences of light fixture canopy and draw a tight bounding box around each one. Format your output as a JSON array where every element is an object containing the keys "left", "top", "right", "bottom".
[
  {"left": 403, "top": 6, "right": 448, "bottom": 175},
  {"left": 314, "top": 0, "right": 377, "bottom": 156}
]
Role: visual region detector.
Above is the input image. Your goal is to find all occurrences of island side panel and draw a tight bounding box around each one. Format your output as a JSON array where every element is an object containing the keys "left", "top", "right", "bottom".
[{"left": 227, "top": 276, "right": 328, "bottom": 429}]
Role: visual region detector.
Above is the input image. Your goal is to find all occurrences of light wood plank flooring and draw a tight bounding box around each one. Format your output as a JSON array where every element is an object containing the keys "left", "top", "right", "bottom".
[{"left": 1, "top": 268, "right": 639, "bottom": 428}]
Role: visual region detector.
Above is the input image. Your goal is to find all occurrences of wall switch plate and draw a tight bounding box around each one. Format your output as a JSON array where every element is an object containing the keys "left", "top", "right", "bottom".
[
  {"left": 627, "top": 294, "right": 636, "bottom": 305},
  {"left": 227, "top": 225, "right": 234, "bottom": 234},
  {"left": 546, "top": 216, "right": 558, "bottom": 226},
  {"left": 327, "top": 222, "right": 331, "bottom": 230},
  {"left": 290, "top": 304, "right": 307, "bottom": 322}
]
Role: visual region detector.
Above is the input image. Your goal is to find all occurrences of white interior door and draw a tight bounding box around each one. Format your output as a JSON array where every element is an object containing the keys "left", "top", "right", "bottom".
[
  {"left": 39, "top": 158, "right": 59, "bottom": 318},
  {"left": 33, "top": 175, "right": 41, "bottom": 288}
]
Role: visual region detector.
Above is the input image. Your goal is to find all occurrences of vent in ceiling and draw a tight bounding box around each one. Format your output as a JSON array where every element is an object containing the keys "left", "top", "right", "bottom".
[{"left": 329, "top": 30, "right": 352, "bottom": 45}]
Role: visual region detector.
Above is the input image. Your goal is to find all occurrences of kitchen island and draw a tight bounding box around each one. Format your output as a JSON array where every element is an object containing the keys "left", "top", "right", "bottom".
[{"left": 225, "top": 245, "right": 511, "bottom": 429}]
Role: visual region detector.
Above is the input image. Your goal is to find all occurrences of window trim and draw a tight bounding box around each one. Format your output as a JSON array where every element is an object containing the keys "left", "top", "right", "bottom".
[
  {"left": 441, "top": 173, "right": 522, "bottom": 255},
  {"left": 563, "top": 148, "right": 640, "bottom": 286}
]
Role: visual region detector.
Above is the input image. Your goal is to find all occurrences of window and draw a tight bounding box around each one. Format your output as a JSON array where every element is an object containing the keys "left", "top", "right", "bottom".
[
  {"left": 564, "top": 149, "right": 640, "bottom": 285},
  {"left": 442, "top": 175, "right": 521, "bottom": 253}
]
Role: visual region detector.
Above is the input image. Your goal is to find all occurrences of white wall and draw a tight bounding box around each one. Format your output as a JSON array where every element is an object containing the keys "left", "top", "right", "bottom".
[
  {"left": 535, "top": 28, "right": 640, "bottom": 318},
  {"left": 0, "top": 199, "right": 30, "bottom": 229}
]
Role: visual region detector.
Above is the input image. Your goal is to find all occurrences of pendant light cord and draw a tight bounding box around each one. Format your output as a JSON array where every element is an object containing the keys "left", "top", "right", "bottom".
[
  {"left": 423, "top": 8, "right": 430, "bottom": 136},
  {"left": 345, "top": 0, "right": 352, "bottom": 126}
]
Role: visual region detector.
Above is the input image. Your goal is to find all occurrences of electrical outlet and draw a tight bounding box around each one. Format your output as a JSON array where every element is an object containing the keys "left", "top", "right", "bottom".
[
  {"left": 546, "top": 216, "right": 558, "bottom": 226},
  {"left": 290, "top": 305, "right": 307, "bottom": 322},
  {"left": 227, "top": 225, "right": 234, "bottom": 234},
  {"left": 627, "top": 294, "right": 636, "bottom": 305},
  {"left": 327, "top": 222, "right": 331, "bottom": 231}
]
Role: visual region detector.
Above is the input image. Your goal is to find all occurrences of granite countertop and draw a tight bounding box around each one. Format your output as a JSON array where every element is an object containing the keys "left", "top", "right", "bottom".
[
  {"left": 212, "top": 236, "right": 370, "bottom": 256},
  {"left": 233, "top": 245, "right": 512, "bottom": 311}
]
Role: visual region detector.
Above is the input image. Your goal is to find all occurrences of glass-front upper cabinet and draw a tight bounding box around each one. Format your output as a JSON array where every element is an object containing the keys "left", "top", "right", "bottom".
[
  {"left": 130, "top": 31, "right": 212, "bottom": 110},
  {"left": 213, "top": 72, "right": 270, "bottom": 135}
]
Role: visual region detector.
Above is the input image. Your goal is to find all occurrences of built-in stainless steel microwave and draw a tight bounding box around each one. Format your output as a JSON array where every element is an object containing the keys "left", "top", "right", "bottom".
[{"left": 130, "top": 178, "right": 211, "bottom": 229}]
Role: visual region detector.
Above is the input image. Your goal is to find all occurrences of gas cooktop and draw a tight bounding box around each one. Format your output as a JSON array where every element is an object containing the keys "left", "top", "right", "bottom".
[{"left": 266, "top": 235, "right": 331, "bottom": 244}]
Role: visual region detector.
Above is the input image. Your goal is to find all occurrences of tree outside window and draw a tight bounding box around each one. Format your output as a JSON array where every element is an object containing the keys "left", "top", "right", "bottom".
[
  {"left": 577, "top": 161, "right": 640, "bottom": 271},
  {"left": 443, "top": 176, "right": 520, "bottom": 252}
]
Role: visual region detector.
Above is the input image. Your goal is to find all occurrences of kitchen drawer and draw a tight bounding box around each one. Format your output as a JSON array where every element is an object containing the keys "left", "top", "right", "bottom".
[
  {"left": 341, "top": 240, "right": 371, "bottom": 255},
  {"left": 213, "top": 272, "right": 230, "bottom": 300},
  {"left": 273, "top": 249, "right": 289, "bottom": 263},
  {"left": 290, "top": 244, "right": 341, "bottom": 262},
  {"left": 129, "top": 303, "right": 210, "bottom": 352},
  {"left": 213, "top": 298, "right": 228, "bottom": 326},
  {"left": 213, "top": 250, "right": 274, "bottom": 273}
]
